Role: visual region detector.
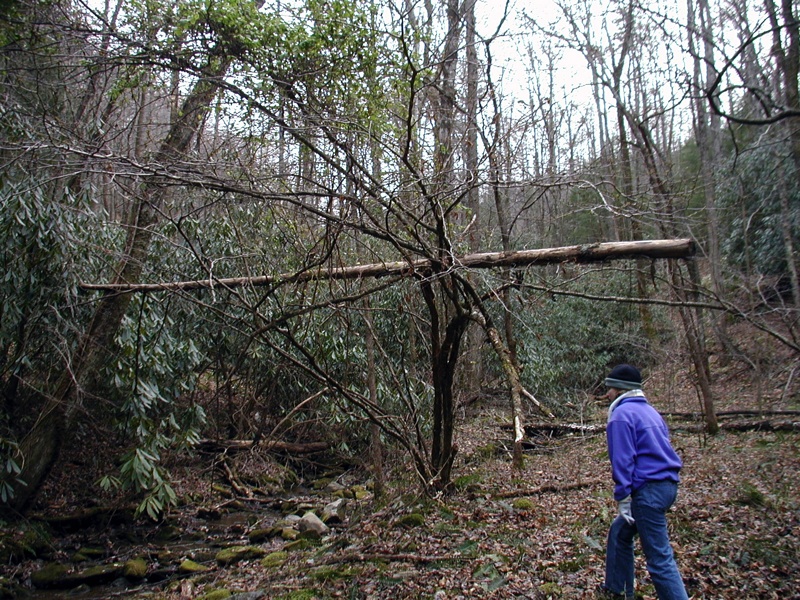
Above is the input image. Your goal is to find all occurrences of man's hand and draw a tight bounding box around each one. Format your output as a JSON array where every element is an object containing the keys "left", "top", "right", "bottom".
[{"left": 618, "top": 496, "right": 635, "bottom": 525}]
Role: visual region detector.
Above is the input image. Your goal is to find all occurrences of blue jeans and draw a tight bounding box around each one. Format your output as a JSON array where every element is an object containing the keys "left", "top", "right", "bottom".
[{"left": 605, "top": 480, "right": 688, "bottom": 600}]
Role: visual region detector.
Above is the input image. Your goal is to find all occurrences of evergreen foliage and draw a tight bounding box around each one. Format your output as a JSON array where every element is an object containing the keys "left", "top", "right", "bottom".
[{"left": 718, "top": 141, "right": 800, "bottom": 277}]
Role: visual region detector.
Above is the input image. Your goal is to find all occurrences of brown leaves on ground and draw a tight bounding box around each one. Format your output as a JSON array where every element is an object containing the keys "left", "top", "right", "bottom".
[{"left": 172, "top": 414, "right": 799, "bottom": 600}]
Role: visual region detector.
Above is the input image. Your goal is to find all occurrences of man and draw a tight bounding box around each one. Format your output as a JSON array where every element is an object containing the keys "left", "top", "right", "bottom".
[{"left": 599, "top": 364, "right": 689, "bottom": 600}]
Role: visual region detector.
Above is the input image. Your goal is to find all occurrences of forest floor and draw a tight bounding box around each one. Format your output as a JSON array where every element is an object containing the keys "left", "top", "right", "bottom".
[
  {"left": 159, "top": 358, "right": 800, "bottom": 600},
  {"left": 161, "top": 359, "right": 798, "bottom": 599},
  {"left": 6, "top": 356, "right": 800, "bottom": 599}
]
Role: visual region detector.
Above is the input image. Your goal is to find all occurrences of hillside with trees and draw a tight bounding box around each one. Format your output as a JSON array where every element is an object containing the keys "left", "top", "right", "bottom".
[{"left": 0, "top": 0, "right": 798, "bottom": 597}]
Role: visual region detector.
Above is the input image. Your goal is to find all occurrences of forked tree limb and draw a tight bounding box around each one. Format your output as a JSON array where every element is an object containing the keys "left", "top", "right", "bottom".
[{"left": 80, "top": 239, "right": 696, "bottom": 293}]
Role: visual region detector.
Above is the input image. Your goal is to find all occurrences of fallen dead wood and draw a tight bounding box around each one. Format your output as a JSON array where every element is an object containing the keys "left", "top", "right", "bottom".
[
  {"left": 31, "top": 506, "right": 136, "bottom": 531},
  {"left": 662, "top": 410, "right": 800, "bottom": 420},
  {"left": 494, "top": 479, "right": 606, "bottom": 499},
  {"left": 197, "top": 439, "right": 330, "bottom": 454},
  {"left": 512, "top": 418, "right": 800, "bottom": 438},
  {"left": 519, "top": 423, "right": 604, "bottom": 437},
  {"left": 701, "top": 420, "right": 800, "bottom": 433},
  {"left": 320, "top": 552, "right": 457, "bottom": 565},
  {"left": 80, "top": 238, "right": 695, "bottom": 293}
]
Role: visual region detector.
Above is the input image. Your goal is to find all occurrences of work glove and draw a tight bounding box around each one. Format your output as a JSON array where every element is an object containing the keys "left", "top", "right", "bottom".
[{"left": 617, "top": 496, "right": 635, "bottom": 525}]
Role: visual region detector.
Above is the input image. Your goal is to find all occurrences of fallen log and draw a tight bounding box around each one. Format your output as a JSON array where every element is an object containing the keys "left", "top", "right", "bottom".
[
  {"left": 494, "top": 479, "right": 606, "bottom": 499},
  {"left": 715, "top": 420, "right": 800, "bottom": 433},
  {"left": 661, "top": 410, "right": 800, "bottom": 420},
  {"left": 513, "top": 418, "right": 800, "bottom": 438},
  {"left": 79, "top": 239, "right": 696, "bottom": 293},
  {"left": 520, "top": 423, "right": 604, "bottom": 437},
  {"left": 197, "top": 439, "right": 330, "bottom": 454},
  {"left": 320, "top": 551, "right": 455, "bottom": 565},
  {"left": 30, "top": 506, "right": 136, "bottom": 532}
]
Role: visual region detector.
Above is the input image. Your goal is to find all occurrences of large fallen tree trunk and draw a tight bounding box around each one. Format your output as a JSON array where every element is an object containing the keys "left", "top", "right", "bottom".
[
  {"left": 661, "top": 410, "right": 800, "bottom": 419},
  {"left": 80, "top": 239, "right": 696, "bottom": 293},
  {"left": 518, "top": 419, "right": 800, "bottom": 437}
]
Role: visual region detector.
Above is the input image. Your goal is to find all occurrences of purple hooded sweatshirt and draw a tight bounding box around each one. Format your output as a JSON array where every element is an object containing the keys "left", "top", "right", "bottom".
[{"left": 607, "top": 393, "right": 682, "bottom": 501}]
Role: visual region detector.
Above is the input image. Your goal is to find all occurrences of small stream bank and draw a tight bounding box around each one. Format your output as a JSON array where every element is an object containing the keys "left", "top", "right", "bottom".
[{"left": 2, "top": 482, "right": 365, "bottom": 599}]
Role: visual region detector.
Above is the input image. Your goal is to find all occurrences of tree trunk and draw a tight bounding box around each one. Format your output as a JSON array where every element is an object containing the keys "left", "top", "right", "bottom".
[
  {"left": 690, "top": 0, "right": 736, "bottom": 363},
  {"left": 460, "top": 0, "right": 484, "bottom": 402},
  {"left": 363, "top": 299, "right": 385, "bottom": 501},
  {"left": 421, "top": 279, "right": 468, "bottom": 490}
]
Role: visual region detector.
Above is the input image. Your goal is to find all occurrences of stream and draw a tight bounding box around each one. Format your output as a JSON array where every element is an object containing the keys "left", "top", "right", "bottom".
[{"left": 16, "top": 503, "right": 286, "bottom": 599}]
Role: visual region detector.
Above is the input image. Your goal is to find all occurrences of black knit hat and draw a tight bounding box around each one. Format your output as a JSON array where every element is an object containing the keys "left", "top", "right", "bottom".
[{"left": 604, "top": 364, "right": 642, "bottom": 390}]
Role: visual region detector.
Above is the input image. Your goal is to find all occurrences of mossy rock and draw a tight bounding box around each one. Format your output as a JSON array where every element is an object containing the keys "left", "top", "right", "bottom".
[
  {"left": 184, "top": 530, "right": 208, "bottom": 542},
  {"left": 31, "top": 562, "right": 126, "bottom": 589},
  {"left": 71, "top": 563, "right": 126, "bottom": 585},
  {"left": 190, "top": 549, "right": 218, "bottom": 563},
  {"left": 123, "top": 557, "right": 148, "bottom": 579},
  {"left": 311, "top": 477, "right": 333, "bottom": 490},
  {"left": 179, "top": 559, "right": 209, "bottom": 574},
  {"left": 453, "top": 473, "right": 482, "bottom": 491},
  {"left": 276, "top": 590, "right": 319, "bottom": 600},
  {"left": 215, "top": 545, "right": 267, "bottom": 566},
  {"left": 351, "top": 485, "right": 369, "bottom": 500},
  {"left": 310, "top": 565, "right": 356, "bottom": 581},
  {"left": 262, "top": 551, "right": 288, "bottom": 568},
  {"left": 248, "top": 528, "right": 274, "bottom": 543},
  {"left": 198, "top": 590, "right": 231, "bottom": 600},
  {"left": 512, "top": 498, "right": 535, "bottom": 511},
  {"left": 394, "top": 513, "right": 425, "bottom": 529},
  {"left": 30, "top": 563, "right": 69, "bottom": 589},
  {"left": 284, "top": 539, "right": 318, "bottom": 552},
  {"left": 72, "top": 546, "right": 105, "bottom": 562},
  {"left": 291, "top": 502, "right": 315, "bottom": 516}
]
